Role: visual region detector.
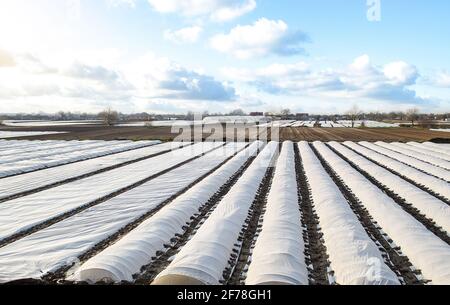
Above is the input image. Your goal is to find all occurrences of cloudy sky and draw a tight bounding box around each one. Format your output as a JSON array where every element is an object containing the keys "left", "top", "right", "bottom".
[{"left": 0, "top": 0, "right": 449, "bottom": 114}]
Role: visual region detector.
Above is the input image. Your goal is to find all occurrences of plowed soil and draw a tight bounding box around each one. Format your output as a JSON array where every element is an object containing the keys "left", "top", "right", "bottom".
[{"left": 2, "top": 125, "right": 450, "bottom": 142}]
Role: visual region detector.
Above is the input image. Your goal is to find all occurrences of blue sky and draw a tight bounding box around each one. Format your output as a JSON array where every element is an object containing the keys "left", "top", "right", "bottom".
[{"left": 0, "top": 0, "right": 449, "bottom": 114}]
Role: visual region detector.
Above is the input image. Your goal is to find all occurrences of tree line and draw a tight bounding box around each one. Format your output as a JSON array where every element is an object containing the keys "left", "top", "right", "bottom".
[{"left": 1, "top": 106, "right": 448, "bottom": 127}]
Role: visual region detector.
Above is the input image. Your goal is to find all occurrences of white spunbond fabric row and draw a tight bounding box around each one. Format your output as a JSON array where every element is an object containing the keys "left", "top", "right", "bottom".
[
  {"left": 0, "top": 140, "right": 105, "bottom": 160},
  {"left": 245, "top": 142, "right": 309, "bottom": 285},
  {"left": 74, "top": 142, "right": 261, "bottom": 283},
  {"left": 0, "top": 140, "right": 161, "bottom": 177},
  {"left": 300, "top": 142, "right": 399, "bottom": 285},
  {"left": 407, "top": 142, "right": 450, "bottom": 161},
  {"left": 391, "top": 142, "right": 450, "bottom": 163},
  {"left": 329, "top": 142, "right": 450, "bottom": 233},
  {"left": 0, "top": 141, "right": 178, "bottom": 201},
  {"left": 0, "top": 131, "right": 64, "bottom": 139},
  {"left": 376, "top": 142, "right": 450, "bottom": 170},
  {"left": 314, "top": 142, "right": 450, "bottom": 285},
  {"left": 0, "top": 143, "right": 245, "bottom": 283},
  {"left": 0, "top": 140, "right": 160, "bottom": 178},
  {"left": 0, "top": 140, "right": 92, "bottom": 157},
  {"left": 0, "top": 142, "right": 223, "bottom": 242},
  {"left": 423, "top": 142, "right": 450, "bottom": 152},
  {"left": 155, "top": 142, "right": 279, "bottom": 285},
  {"left": 349, "top": 142, "right": 450, "bottom": 198},
  {"left": 359, "top": 141, "right": 450, "bottom": 181},
  {"left": 0, "top": 141, "right": 160, "bottom": 178},
  {"left": 0, "top": 140, "right": 61, "bottom": 153},
  {"left": 0, "top": 140, "right": 127, "bottom": 165}
]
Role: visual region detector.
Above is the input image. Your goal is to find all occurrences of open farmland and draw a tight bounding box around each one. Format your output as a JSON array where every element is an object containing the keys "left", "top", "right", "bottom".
[
  {"left": 0, "top": 140, "right": 449, "bottom": 285},
  {"left": 2, "top": 123, "right": 450, "bottom": 142}
]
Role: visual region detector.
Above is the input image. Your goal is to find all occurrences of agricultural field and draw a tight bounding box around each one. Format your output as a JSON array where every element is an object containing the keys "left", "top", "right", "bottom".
[
  {"left": 279, "top": 127, "right": 450, "bottom": 143},
  {"left": 269, "top": 120, "right": 399, "bottom": 128},
  {"left": 0, "top": 139, "right": 448, "bottom": 285},
  {"left": 2, "top": 124, "right": 450, "bottom": 143}
]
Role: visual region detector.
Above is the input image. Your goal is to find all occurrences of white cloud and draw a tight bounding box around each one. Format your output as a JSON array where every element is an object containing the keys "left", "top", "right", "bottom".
[
  {"left": 223, "top": 55, "right": 426, "bottom": 105},
  {"left": 106, "top": 0, "right": 137, "bottom": 8},
  {"left": 350, "top": 54, "right": 372, "bottom": 71},
  {"left": 210, "top": 18, "right": 309, "bottom": 59},
  {"left": 0, "top": 50, "right": 237, "bottom": 113},
  {"left": 1, "top": 49, "right": 444, "bottom": 114},
  {"left": 127, "top": 53, "right": 236, "bottom": 101},
  {"left": 0, "top": 49, "right": 15, "bottom": 67},
  {"left": 434, "top": 71, "right": 450, "bottom": 87},
  {"left": 164, "top": 26, "right": 203, "bottom": 44},
  {"left": 147, "top": 0, "right": 256, "bottom": 22},
  {"left": 210, "top": 0, "right": 256, "bottom": 22},
  {"left": 383, "top": 61, "right": 418, "bottom": 86}
]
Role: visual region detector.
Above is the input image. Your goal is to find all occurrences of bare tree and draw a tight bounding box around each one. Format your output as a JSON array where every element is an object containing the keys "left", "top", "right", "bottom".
[
  {"left": 281, "top": 108, "right": 291, "bottom": 116},
  {"left": 185, "top": 111, "right": 195, "bottom": 121},
  {"left": 98, "top": 107, "right": 119, "bottom": 126},
  {"left": 406, "top": 108, "right": 420, "bottom": 126},
  {"left": 229, "top": 109, "right": 245, "bottom": 116},
  {"left": 346, "top": 105, "right": 363, "bottom": 128}
]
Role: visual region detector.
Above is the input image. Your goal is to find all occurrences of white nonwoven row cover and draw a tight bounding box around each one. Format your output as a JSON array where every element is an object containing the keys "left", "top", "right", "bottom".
[
  {"left": 406, "top": 142, "right": 450, "bottom": 161},
  {"left": 0, "top": 143, "right": 244, "bottom": 283},
  {"left": 0, "top": 140, "right": 160, "bottom": 177},
  {"left": 329, "top": 142, "right": 450, "bottom": 234},
  {"left": 0, "top": 131, "right": 64, "bottom": 139},
  {"left": 0, "top": 140, "right": 91, "bottom": 157},
  {"left": 358, "top": 141, "right": 450, "bottom": 182},
  {"left": 0, "top": 141, "right": 183, "bottom": 201},
  {"left": 74, "top": 142, "right": 261, "bottom": 283},
  {"left": 423, "top": 142, "right": 450, "bottom": 152},
  {"left": 314, "top": 142, "right": 450, "bottom": 285},
  {"left": 0, "top": 141, "right": 124, "bottom": 165},
  {"left": 155, "top": 142, "right": 279, "bottom": 285},
  {"left": 299, "top": 142, "right": 399, "bottom": 285},
  {"left": 0, "top": 140, "right": 61, "bottom": 153},
  {"left": 0, "top": 142, "right": 222, "bottom": 242},
  {"left": 375, "top": 142, "right": 450, "bottom": 170},
  {"left": 245, "top": 141, "right": 309, "bottom": 285},
  {"left": 347, "top": 142, "right": 450, "bottom": 198},
  {"left": 392, "top": 142, "right": 450, "bottom": 163}
]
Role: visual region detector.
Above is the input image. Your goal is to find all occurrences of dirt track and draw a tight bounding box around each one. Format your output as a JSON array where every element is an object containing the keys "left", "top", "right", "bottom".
[{"left": 2, "top": 125, "right": 450, "bottom": 142}]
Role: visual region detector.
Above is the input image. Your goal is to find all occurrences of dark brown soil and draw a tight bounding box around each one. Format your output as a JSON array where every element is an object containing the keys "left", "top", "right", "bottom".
[
  {"left": 310, "top": 144, "right": 424, "bottom": 285},
  {"left": 3, "top": 124, "right": 450, "bottom": 142},
  {"left": 224, "top": 146, "right": 279, "bottom": 285},
  {"left": 294, "top": 144, "right": 331, "bottom": 285},
  {"left": 0, "top": 125, "right": 179, "bottom": 141},
  {"left": 280, "top": 127, "right": 450, "bottom": 143}
]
